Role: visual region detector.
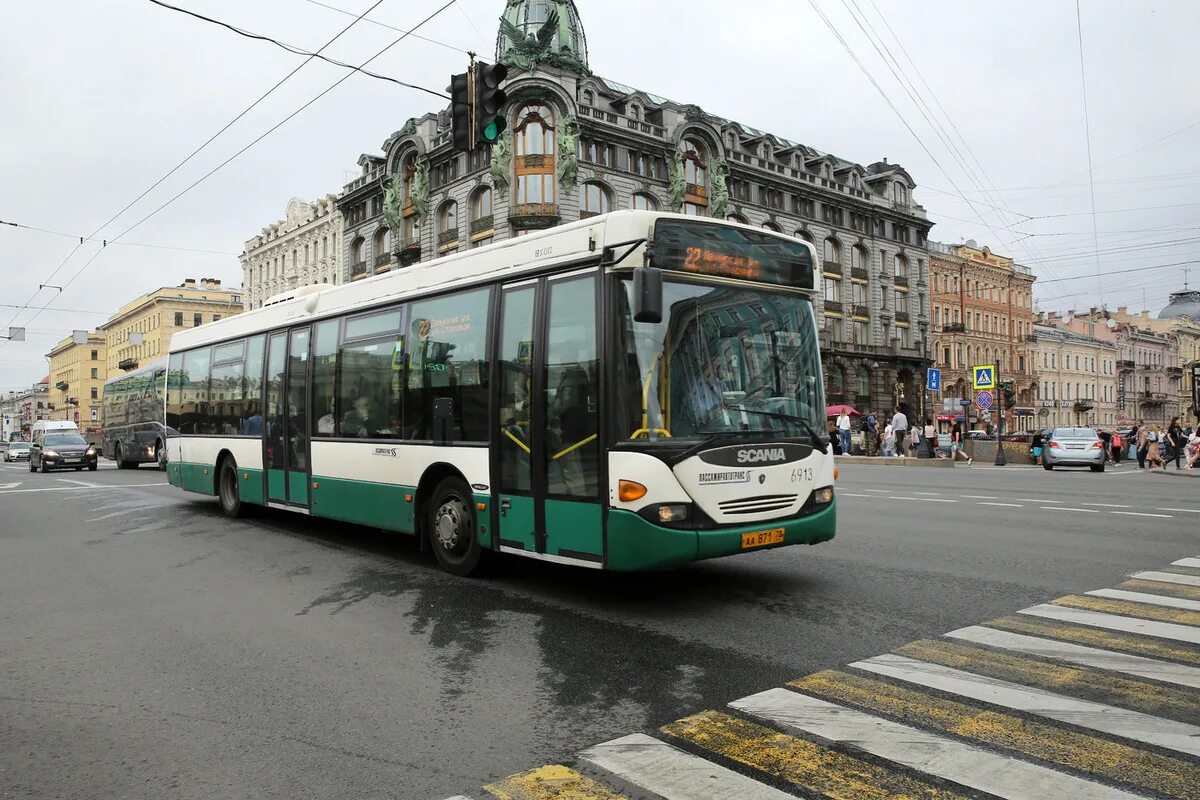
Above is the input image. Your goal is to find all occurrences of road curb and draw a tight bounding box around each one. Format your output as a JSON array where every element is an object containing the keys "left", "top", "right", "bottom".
[
  {"left": 1147, "top": 469, "right": 1200, "bottom": 479},
  {"left": 836, "top": 456, "right": 955, "bottom": 468}
]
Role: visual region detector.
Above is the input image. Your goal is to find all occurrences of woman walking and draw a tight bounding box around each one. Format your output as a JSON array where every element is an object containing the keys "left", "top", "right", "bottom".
[
  {"left": 1166, "top": 417, "right": 1184, "bottom": 470},
  {"left": 950, "top": 421, "right": 972, "bottom": 464},
  {"left": 1146, "top": 424, "right": 1165, "bottom": 471}
]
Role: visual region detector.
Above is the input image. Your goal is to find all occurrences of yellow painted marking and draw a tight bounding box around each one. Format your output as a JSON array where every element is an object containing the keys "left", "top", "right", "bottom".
[
  {"left": 484, "top": 765, "right": 629, "bottom": 800},
  {"left": 896, "top": 638, "right": 1200, "bottom": 721},
  {"left": 1121, "top": 578, "right": 1200, "bottom": 602},
  {"left": 662, "top": 709, "right": 971, "bottom": 800},
  {"left": 987, "top": 615, "right": 1200, "bottom": 667},
  {"left": 792, "top": 670, "right": 1200, "bottom": 800},
  {"left": 1052, "top": 594, "right": 1200, "bottom": 627}
]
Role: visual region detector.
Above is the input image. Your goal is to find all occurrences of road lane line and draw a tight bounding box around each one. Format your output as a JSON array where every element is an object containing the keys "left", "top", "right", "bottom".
[
  {"left": 860, "top": 489, "right": 892, "bottom": 493},
  {"left": 1173, "top": 557, "right": 1200, "bottom": 569},
  {"left": 912, "top": 491, "right": 942, "bottom": 496},
  {"left": 1088, "top": 588, "right": 1200, "bottom": 612},
  {"left": 579, "top": 733, "right": 794, "bottom": 800},
  {"left": 853, "top": 653, "right": 1200, "bottom": 758},
  {"left": 732, "top": 688, "right": 1144, "bottom": 800},
  {"left": 836, "top": 492, "right": 873, "bottom": 497},
  {"left": 1040, "top": 506, "right": 1099, "bottom": 512},
  {"left": 1082, "top": 502, "right": 1131, "bottom": 508},
  {"left": 978, "top": 502, "right": 1023, "bottom": 507},
  {"left": 1111, "top": 510, "right": 1173, "bottom": 518},
  {"left": 893, "top": 638, "right": 1200, "bottom": 723},
  {"left": 1160, "top": 508, "right": 1200, "bottom": 514},
  {"left": 947, "top": 625, "right": 1200, "bottom": 689},
  {"left": 1120, "top": 578, "right": 1200, "bottom": 602},
  {"left": 888, "top": 496, "right": 957, "bottom": 502},
  {"left": 1018, "top": 604, "right": 1200, "bottom": 645},
  {"left": 0, "top": 483, "right": 171, "bottom": 495},
  {"left": 1020, "top": 497, "right": 1061, "bottom": 503},
  {"left": 56, "top": 478, "right": 102, "bottom": 487},
  {"left": 790, "top": 669, "right": 1200, "bottom": 799},
  {"left": 484, "top": 765, "right": 630, "bottom": 799},
  {"left": 1051, "top": 594, "right": 1200, "bottom": 627},
  {"left": 961, "top": 494, "right": 998, "bottom": 499},
  {"left": 986, "top": 615, "right": 1200, "bottom": 667},
  {"left": 1131, "top": 571, "right": 1200, "bottom": 588},
  {"left": 662, "top": 710, "right": 973, "bottom": 800}
]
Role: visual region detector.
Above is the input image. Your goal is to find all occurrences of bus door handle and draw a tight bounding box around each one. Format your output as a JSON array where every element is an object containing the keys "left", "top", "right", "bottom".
[{"left": 500, "top": 498, "right": 512, "bottom": 516}]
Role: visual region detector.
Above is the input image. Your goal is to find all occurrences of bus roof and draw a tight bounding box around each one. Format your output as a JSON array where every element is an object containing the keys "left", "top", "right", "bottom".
[
  {"left": 104, "top": 357, "right": 168, "bottom": 387},
  {"left": 169, "top": 210, "right": 815, "bottom": 353}
]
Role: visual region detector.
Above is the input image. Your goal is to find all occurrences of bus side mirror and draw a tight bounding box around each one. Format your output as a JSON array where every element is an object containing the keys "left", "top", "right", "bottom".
[{"left": 632, "top": 266, "right": 663, "bottom": 324}]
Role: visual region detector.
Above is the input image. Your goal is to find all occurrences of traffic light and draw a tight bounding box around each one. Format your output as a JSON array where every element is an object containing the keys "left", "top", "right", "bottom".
[
  {"left": 474, "top": 61, "right": 508, "bottom": 146},
  {"left": 1000, "top": 381, "right": 1015, "bottom": 409},
  {"left": 449, "top": 70, "right": 472, "bottom": 152}
]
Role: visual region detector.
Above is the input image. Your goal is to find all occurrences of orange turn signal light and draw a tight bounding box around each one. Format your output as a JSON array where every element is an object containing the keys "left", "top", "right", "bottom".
[
  {"left": 834, "top": 466, "right": 839, "bottom": 481},
  {"left": 476, "top": 502, "right": 486, "bottom": 511},
  {"left": 618, "top": 480, "right": 647, "bottom": 502}
]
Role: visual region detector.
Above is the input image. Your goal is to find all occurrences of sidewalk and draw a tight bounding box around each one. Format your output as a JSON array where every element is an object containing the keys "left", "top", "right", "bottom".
[
  {"left": 835, "top": 455, "right": 955, "bottom": 468},
  {"left": 1148, "top": 466, "right": 1200, "bottom": 479}
]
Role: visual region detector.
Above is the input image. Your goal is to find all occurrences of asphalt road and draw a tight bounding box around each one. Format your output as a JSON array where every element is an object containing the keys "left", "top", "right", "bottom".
[{"left": 0, "top": 458, "right": 1195, "bottom": 799}]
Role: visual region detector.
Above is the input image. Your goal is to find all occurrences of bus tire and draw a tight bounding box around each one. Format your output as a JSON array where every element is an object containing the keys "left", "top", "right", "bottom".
[
  {"left": 115, "top": 443, "right": 130, "bottom": 469},
  {"left": 218, "top": 457, "right": 245, "bottom": 518},
  {"left": 428, "top": 476, "right": 483, "bottom": 577}
]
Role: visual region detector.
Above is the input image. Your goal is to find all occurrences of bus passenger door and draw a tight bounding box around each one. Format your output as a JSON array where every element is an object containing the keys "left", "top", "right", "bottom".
[
  {"left": 493, "top": 282, "right": 538, "bottom": 553},
  {"left": 264, "top": 327, "right": 312, "bottom": 508}
]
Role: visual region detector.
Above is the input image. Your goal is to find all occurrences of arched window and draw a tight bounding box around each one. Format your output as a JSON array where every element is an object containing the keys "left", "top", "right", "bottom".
[
  {"left": 582, "top": 89, "right": 594, "bottom": 106},
  {"left": 894, "top": 253, "right": 908, "bottom": 277},
  {"left": 631, "top": 192, "right": 657, "bottom": 211},
  {"left": 681, "top": 137, "right": 708, "bottom": 216},
  {"left": 762, "top": 221, "right": 782, "bottom": 232},
  {"left": 580, "top": 182, "right": 611, "bottom": 217},
  {"left": 893, "top": 182, "right": 908, "bottom": 204},
  {"left": 728, "top": 213, "right": 749, "bottom": 225},
  {"left": 373, "top": 228, "right": 389, "bottom": 263},
  {"left": 823, "top": 237, "right": 842, "bottom": 266},
  {"left": 795, "top": 229, "right": 813, "bottom": 243},
  {"left": 351, "top": 237, "right": 365, "bottom": 266},
  {"left": 852, "top": 244, "right": 868, "bottom": 271},
  {"left": 514, "top": 103, "right": 556, "bottom": 207},
  {"left": 629, "top": 103, "right": 641, "bottom": 121},
  {"left": 438, "top": 201, "right": 458, "bottom": 237},
  {"left": 471, "top": 186, "right": 493, "bottom": 224}
]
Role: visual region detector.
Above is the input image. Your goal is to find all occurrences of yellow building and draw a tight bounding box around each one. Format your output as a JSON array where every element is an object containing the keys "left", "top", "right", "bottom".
[
  {"left": 101, "top": 278, "right": 243, "bottom": 375},
  {"left": 46, "top": 332, "right": 107, "bottom": 438}
]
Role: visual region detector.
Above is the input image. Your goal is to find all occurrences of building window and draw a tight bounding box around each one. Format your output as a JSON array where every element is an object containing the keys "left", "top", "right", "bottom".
[
  {"left": 91, "top": 387, "right": 98, "bottom": 400},
  {"left": 823, "top": 277, "right": 841, "bottom": 303},
  {"left": 514, "top": 103, "right": 556, "bottom": 207},
  {"left": 438, "top": 201, "right": 460, "bottom": 252},
  {"left": 90, "top": 368, "right": 98, "bottom": 379},
  {"left": 193, "top": 313, "right": 202, "bottom": 327},
  {"left": 352, "top": 237, "right": 366, "bottom": 265},
  {"left": 631, "top": 192, "right": 657, "bottom": 211},
  {"left": 90, "top": 349, "right": 98, "bottom": 360},
  {"left": 894, "top": 253, "right": 907, "bottom": 278},
  {"left": 213, "top": 315, "right": 221, "bottom": 322},
  {"left": 174, "top": 312, "right": 184, "bottom": 326},
  {"left": 893, "top": 183, "right": 907, "bottom": 204},
  {"left": 681, "top": 138, "right": 708, "bottom": 216},
  {"left": 374, "top": 227, "right": 389, "bottom": 261},
  {"left": 852, "top": 245, "right": 868, "bottom": 272},
  {"left": 582, "top": 89, "right": 593, "bottom": 106},
  {"left": 580, "top": 182, "right": 611, "bottom": 217},
  {"left": 823, "top": 237, "right": 841, "bottom": 266}
]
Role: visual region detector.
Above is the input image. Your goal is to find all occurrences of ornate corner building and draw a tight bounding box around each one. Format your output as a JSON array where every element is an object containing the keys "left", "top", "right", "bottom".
[
  {"left": 336, "top": 0, "right": 934, "bottom": 413},
  {"left": 240, "top": 196, "right": 343, "bottom": 311}
]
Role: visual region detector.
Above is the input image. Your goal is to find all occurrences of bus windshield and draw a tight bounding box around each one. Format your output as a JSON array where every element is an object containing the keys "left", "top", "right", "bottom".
[{"left": 615, "top": 277, "right": 826, "bottom": 444}]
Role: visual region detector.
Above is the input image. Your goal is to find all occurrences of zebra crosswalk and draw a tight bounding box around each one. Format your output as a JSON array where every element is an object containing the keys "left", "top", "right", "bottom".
[{"left": 444, "top": 555, "right": 1200, "bottom": 800}]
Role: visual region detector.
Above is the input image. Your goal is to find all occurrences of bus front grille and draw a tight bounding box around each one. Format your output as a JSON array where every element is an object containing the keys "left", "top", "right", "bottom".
[{"left": 718, "top": 494, "right": 798, "bottom": 515}]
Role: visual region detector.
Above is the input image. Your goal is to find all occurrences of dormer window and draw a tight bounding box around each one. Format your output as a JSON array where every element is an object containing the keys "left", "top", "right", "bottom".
[
  {"left": 629, "top": 103, "right": 641, "bottom": 121},
  {"left": 893, "top": 182, "right": 908, "bottom": 204},
  {"left": 582, "top": 89, "right": 594, "bottom": 106}
]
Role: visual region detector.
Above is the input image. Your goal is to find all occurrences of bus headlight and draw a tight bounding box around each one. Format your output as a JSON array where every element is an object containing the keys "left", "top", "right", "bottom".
[
  {"left": 657, "top": 504, "right": 688, "bottom": 524},
  {"left": 812, "top": 486, "right": 834, "bottom": 505}
]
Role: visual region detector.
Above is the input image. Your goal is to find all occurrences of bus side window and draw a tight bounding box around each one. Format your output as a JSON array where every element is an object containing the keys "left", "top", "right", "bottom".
[
  {"left": 311, "top": 321, "right": 339, "bottom": 437},
  {"left": 406, "top": 288, "right": 490, "bottom": 442}
]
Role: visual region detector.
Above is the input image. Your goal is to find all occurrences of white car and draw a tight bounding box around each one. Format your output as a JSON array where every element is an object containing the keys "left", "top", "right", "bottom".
[{"left": 4, "top": 442, "right": 32, "bottom": 462}]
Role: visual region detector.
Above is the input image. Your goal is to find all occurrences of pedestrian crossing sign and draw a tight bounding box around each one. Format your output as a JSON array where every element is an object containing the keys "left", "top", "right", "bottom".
[{"left": 972, "top": 364, "right": 995, "bottom": 390}]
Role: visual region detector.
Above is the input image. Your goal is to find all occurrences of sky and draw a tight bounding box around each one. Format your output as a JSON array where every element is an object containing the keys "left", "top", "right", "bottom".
[{"left": 3, "top": 0, "right": 1199, "bottom": 390}]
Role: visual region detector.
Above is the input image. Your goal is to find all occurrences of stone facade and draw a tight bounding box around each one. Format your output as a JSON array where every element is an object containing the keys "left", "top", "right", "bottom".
[
  {"left": 46, "top": 332, "right": 107, "bottom": 438},
  {"left": 241, "top": 195, "right": 342, "bottom": 311},
  {"left": 337, "top": 0, "right": 934, "bottom": 417},
  {"left": 1031, "top": 320, "right": 1118, "bottom": 429},
  {"left": 100, "top": 278, "right": 243, "bottom": 375},
  {"left": 929, "top": 241, "right": 1037, "bottom": 429},
  {"left": 1, "top": 379, "right": 49, "bottom": 441}
]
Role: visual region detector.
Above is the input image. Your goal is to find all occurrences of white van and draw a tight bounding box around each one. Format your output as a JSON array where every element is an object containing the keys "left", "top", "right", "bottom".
[{"left": 31, "top": 420, "right": 79, "bottom": 442}]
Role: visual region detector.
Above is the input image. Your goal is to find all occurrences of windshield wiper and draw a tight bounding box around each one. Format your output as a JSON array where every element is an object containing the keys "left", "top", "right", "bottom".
[
  {"left": 666, "top": 430, "right": 761, "bottom": 466},
  {"left": 708, "top": 405, "right": 829, "bottom": 454}
]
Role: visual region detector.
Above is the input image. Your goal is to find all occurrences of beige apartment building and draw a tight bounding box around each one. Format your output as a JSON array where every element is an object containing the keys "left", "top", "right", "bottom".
[
  {"left": 101, "top": 278, "right": 243, "bottom": 375},
  {"left": 46, "top": 332, "right": 107, "bottom": 438},
  {"left": 1032, "top": 316, "right": 1118, "bottom": 429}
]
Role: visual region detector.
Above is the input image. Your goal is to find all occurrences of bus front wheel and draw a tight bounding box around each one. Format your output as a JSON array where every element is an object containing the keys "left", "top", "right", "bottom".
[
  {"left": 428, "top": 477, "right": 483, "bottom": 577},
  {"left": 218, "top": 458, "right": 245, "bottom": 518}
]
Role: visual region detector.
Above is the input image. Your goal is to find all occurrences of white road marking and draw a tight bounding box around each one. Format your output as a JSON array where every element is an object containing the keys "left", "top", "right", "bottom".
[
  {"left": 1018, "top": 603, "right": 1200, "bottom": 645},
  {"left": 1110, "top": 510, "right": 1173, "bottom": 518},
  {"left": 0, "top": 482, "right": 171, "bottom": 495},
  {"left": 1131, "top": 570, "right": 1200, "bottom": 587},
  {"left": 732, "top": 688, "right": 1143, "bottom": 800},
  {"left": 579, "top": 733, "right": 794, "bottom": 800},
  {"left": 860, "top": 488, "right": 892, "bottom": 493},
  {"left": 0, "top": 482, "right": 20, "bottom": 490},
  {"left": 912, "top": 491, "right": 942, "bottom": 496},
  {"left": 1160, "top": 508, "right": 1200, "bottom": 514},
  {"left": 961, "top": 494, "right": 998, "bottom": 499},
  {"left": 978, "top": 502, "right": 1023, "bottom": 508},
  {"left": 948, "top": 625, "right": 1200, "bottom": 690},
  {"left": 1020, "top": 498, "right": 1061, "bottom": 503},
  {"left": 1081, "top": 502, "right": 1130, "bottom": 508},
  {"left": 1040, "top": 506, "right": 1098, "bottom": 513},
  {"left": 888, "top": 496, "right": 957, "bottom": 503},
  {"left": 1172, "top": 557, "right": 1200, "bottom": 569},
  {"left": 1087, "top": 587, "right": 1200, "bottom": 612},
  {"left": 854, "top": 653, "right": 1200, "bottom": 758},
  {"left": 56, "top": 478, "right": 102, "bottom": 488},
  {"left": 837, "top": 492, "right": 874, "bottom": 497}
]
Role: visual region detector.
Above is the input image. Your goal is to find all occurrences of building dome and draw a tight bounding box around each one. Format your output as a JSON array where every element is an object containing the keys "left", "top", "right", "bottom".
[
  {"left": 1157, "top": 289, "right": 1200, "bottom": 321},
  {"left": 496, "top": 0, "right": 588, "bottom": 74}
]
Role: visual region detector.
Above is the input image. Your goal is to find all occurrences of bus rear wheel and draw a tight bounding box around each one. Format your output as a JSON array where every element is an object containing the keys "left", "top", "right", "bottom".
[
  {"left": 218, "top": 458, "right": 245, "bottom": 518},
  {"left": 428, "top": 477, "right": 483, "bottom": 577},
  {"left": 115, "top": 443, "right": 134, "bottom": 470}
]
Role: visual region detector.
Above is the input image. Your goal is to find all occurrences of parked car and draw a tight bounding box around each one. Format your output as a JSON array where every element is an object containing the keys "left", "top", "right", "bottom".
[
  {"left": 1042, "top": 427, "right": 1106, "bottom": 472},
  {"left": 29, "top": 433, "right": 98, "bottom": 472},
  {"left": 4, "top": 442, "right": 31, "bottom": 462}
]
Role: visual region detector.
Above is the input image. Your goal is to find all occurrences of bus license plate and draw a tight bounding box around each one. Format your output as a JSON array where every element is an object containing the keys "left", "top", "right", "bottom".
[{"left": 741, "top": 528, "right": 785, "bottom": 549}]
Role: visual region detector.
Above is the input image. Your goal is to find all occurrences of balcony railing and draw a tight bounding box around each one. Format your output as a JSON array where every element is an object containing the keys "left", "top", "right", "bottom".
[
  {"left": 850, "top": 304, "right": 869, "bottom": 318},
  {"left": 470, "top": 215, "right": 494, "bottom": 234},
  {"left": 850, "top": 267, "right": 869, "bottom": 281},
  {"left": 1117, "top": 359, "right": 1135, "bottom": 369},
  {"left": 822, "top": 260, "right": 843, "bottom": 276},
  {"left": 1025, "top": 334, "right": 1038, "bottom": 342},
  {"left": 1167, "top": 366, "right": 1183, "bottom": 376},
  {"left": 942, "top": 322, "right": 966, "bottom": 333},
  {"left": 438, "top": 228, "right": 460, "bottom": 246},
  {"left": 511, "top": 203, "right": 558, "bottom": 218},
  {"left": 118, "top": 358, "right": 138, "bottom": 371},
  {"left": 824, "top": 300, "right": 844, "bottom": 314},
  {"left": 895, "top": 311, "right": 911, "bottom": 323},
  {"left": 894, "top": 275, "right": 909, "bottom": 288},
  {"left": 374, "top": 253, "right": 391, "bottom": 267},
  {"left": 350, "top": 260, "right": 367, "bottom": 277}
]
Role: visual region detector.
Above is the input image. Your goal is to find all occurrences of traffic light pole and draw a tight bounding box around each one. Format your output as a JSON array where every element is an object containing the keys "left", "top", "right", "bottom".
[{"left": 994, "top": 360, "right": 1007, "bottom": 466}]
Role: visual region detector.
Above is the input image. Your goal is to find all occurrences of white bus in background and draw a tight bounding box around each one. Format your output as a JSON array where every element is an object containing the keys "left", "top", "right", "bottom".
[
  {"left": 101, "top": 359, "right": 170, "bottom": 469},
  {"left": 165, "top": 210, "right": 835, "bottom": 575}
]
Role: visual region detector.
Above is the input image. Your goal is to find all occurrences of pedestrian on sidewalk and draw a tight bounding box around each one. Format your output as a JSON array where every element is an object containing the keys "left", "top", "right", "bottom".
[
  {"left": 891, "top": 405, "right": 909, "bottom": 456},
  {"left": 1097, "top": 427, "right": 1113, "bottom": 465},
  {"left": 837, "top": 410, "right": 852, "bottom": 456},
  {"left": 882, "top": 421, "right": 896, "bottom": 457},
  {"left": 1185, "top": 429, "right": 1200, "bottom": 469},
  {"left": 1166, "top": 416, "right": 1184, "bottom": 470},
  {"left": 908, "top": 421, "right": 921, "bottom": 457},
  {"left": 865, "top": 409, "right": 879, "bottom": 457},
  {"left": 1146, "top": 424, "right": 1164, "bottom": 470},
  {"left": 1136, "top": 423, "right": 1149, "bottom": 469},
  {"left": 1111, "top": 430, "right": 1123, "bottom": 464}
]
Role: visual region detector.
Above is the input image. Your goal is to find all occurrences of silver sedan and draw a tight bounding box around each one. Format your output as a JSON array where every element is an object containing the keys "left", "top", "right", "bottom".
[{"left": 1042, "top": 427, "right": 1106, "bottom": 472}]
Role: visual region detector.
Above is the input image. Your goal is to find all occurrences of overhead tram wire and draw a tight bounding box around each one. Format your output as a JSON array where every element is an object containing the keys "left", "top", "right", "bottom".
[
  {"left": 0, "top": 0, "right": 387, "bottom": 347},
  {"left": 0, "top": 219, "right": 237, "bottom": 256},
  {"left": 1074, "top": 0, "right": 1104, "bottom": 306},
  {"left": 147, "top": 0, "right": 449, "bottom": 99},
  {"left": 301, "top": 0, "right": 469, "bottom": 54},
  {"left": 18, "top": 0, "right": 458, "bottom": 336}
]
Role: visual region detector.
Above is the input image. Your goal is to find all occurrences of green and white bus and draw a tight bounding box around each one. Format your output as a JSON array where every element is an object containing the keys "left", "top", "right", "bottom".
[{"left": 166, "top": 210, "right": 835, "bottom": 575}]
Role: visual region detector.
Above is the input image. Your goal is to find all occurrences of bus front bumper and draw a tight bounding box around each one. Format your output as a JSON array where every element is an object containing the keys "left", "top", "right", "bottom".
[{"left": 605, "top": 501, "right": 836, "bottom": 571}]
